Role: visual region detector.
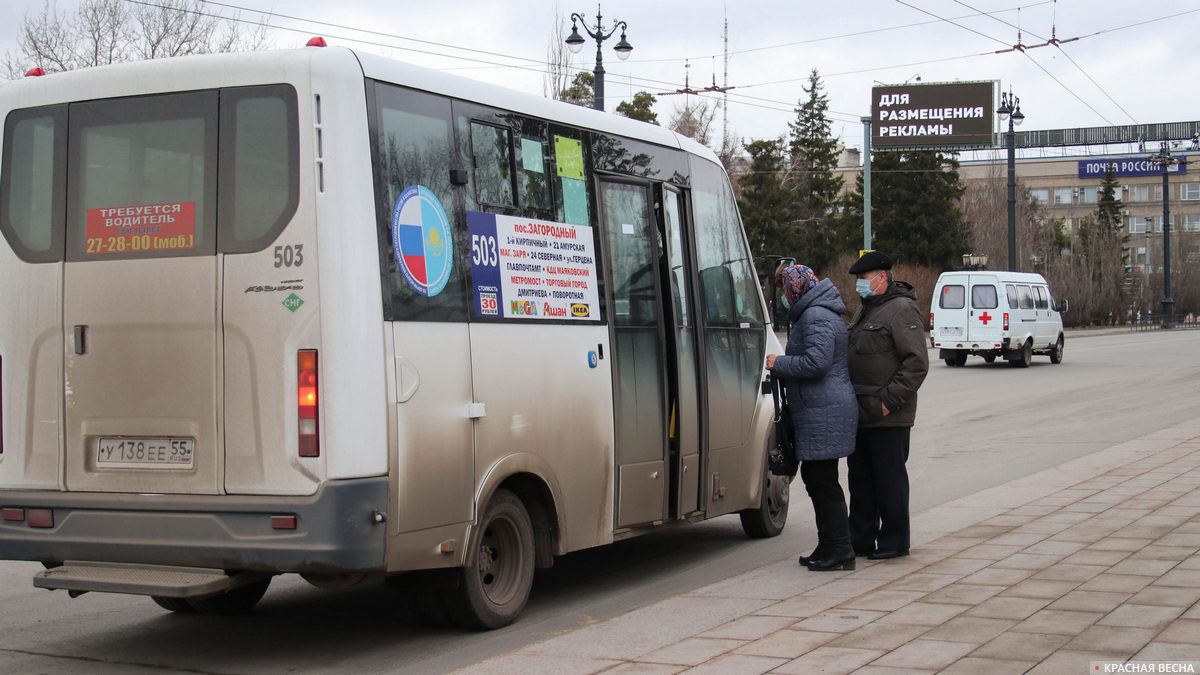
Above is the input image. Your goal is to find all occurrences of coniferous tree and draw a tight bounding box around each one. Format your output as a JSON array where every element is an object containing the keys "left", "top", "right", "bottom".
[
  {"left": 843, "top": 150, "right": 968, "bottom": 270},
  {"left": 737, "top": 139, "right": 800, "bottom": 276},
  {"left": 784, "top": 69, "right": 855, "bottom": 273}
]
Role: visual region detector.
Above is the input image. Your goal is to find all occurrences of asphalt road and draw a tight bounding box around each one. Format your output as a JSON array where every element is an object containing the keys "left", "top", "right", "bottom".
[{"left": 1, "top": 329, "right": 1198, "bottom": 674}]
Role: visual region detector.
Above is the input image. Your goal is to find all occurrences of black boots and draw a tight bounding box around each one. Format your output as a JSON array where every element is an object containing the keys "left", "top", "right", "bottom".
[
  {"left": 802, "top": 501, "right": 856, "bottom": 572},
  {"left": 798, "top": 502, "right": 830, "bottom": 566}
]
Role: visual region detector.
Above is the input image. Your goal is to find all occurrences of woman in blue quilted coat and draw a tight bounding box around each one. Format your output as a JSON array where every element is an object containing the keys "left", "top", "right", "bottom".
[{"left": 766, "top": 264, "right": 858, "bottom": 571}]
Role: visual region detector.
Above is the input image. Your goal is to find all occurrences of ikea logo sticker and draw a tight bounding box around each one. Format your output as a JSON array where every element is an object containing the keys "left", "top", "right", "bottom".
[{"left": 571, "top": 303, "right": 591, "bottom": 318}]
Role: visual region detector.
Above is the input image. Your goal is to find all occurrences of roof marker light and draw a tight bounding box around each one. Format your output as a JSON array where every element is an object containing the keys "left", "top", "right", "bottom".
[{"left": 306, "top": 37, "right": 327, "bottom": 47}]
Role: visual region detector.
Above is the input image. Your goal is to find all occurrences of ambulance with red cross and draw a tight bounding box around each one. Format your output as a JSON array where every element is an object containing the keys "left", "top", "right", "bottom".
[{"left": 931, "top": 271, "right": 1067, "bottom": 368}]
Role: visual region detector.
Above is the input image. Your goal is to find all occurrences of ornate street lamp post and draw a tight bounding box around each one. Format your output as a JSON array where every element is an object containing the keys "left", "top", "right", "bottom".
[
  {"left": 1148, "top": 142, "right": 1182, "bottom": 329},
  {"left": 996, "top": 90, "right": 1025, "bottom": 272},
  {"left": 565, "top": 7, "right": 633, "bottom": 112}
]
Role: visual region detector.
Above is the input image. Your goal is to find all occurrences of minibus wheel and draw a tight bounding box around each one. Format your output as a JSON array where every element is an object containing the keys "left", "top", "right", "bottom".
[
  {"left": 445, "top": 489, "right": 535, "bottom": 630},
  {"left": 1050, "top": 335, "right": 1064, "bottom": 364},
  {"left": 187, "top": 577, "right": 272, "bottom": 614},
  {"left": 982, "top": 354, "right": 996, "bottom": 364},
  {"left": 740, "top": 465, "right": 789, "bottom": 538},
  {"left": 1009, "top": 340, "right": 1032, "bottom": 368},
  {"left": 151, "top": 596, "right": 197, "bottom": 613}
]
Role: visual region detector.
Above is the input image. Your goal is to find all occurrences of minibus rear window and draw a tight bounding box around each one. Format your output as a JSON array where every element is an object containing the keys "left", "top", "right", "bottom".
[
  {"left": 2, "top": 86, "right": 298, "bottom": 263},
  {"left": 0, "top": 106, "right": 65, "bottom": 263},
  {"left": 939, "top": 285, "right": 965, "bottom": 309},
  {"left": 971, "top": 285, "right": 998, "bottom": 309},
  {"left": 67, "top": 91, "right": 218, "bottom": 260}
]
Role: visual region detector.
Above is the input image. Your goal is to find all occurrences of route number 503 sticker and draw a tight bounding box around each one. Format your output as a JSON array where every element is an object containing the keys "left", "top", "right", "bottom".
[{"left": 274, "top": 244, "right": 304, "bottom": 268}]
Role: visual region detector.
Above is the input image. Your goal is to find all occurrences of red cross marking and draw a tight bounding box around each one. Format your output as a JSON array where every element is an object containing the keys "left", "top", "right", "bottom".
[{"left": 979, "top": 312, "right": 992, "bottom": 325}]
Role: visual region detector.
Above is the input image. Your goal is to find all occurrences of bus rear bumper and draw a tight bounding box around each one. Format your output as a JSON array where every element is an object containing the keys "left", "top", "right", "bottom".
[{"left": 0, "top": 477, "right": 388, "bottom": 574}]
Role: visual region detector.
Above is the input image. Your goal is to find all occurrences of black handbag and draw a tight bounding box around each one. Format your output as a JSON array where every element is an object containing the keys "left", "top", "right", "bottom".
[{"left": 767, "top": 375, "right": 798, "bottom": 478}]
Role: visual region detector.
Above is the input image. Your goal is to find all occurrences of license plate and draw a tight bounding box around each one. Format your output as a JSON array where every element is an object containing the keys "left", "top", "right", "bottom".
[
  {"left": 941, "top": 327, "right": 963, "bottom": 336},
  {"left": 96, "top": 438, "right": 195, "bottom": 469}
]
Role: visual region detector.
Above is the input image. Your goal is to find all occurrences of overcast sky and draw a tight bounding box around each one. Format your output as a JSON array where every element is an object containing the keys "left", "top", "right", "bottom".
[{"left": 2, "top": 0, "right": 1197, "bottom": 158}]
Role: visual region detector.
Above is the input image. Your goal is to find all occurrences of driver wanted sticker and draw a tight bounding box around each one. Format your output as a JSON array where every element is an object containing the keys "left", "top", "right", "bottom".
[{"left": 85, "top": 201, "right": 197, "bottom": 255}]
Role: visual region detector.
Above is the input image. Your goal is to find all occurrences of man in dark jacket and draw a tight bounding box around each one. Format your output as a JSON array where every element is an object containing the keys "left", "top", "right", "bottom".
[{"left": 846, "top": 251, "right": 929, "bottom": 560}]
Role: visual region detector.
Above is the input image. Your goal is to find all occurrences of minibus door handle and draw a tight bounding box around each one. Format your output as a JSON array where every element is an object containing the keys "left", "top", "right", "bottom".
[{"left": 74, "top": 325, "right": 87, "bottom": 355}]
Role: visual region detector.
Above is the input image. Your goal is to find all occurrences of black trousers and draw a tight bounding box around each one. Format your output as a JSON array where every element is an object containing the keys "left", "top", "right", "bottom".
[
  {"left": 799, "top": 458, "right": 844, "bottom": 506},
  {"left": 847, "top": 426, "right": 911, "bottom": 553}
]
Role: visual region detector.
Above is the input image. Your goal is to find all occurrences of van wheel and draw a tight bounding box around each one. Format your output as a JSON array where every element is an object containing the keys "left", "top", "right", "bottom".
[
  {"left": 1009, "top": 341, "right": 1032, "bottom": 368},
  {"left": 187, "top": 578, "right": 271, "bottom": 614},
  {"left": 983, "top": 355, "right": 996, "bottom": 364},
  {"left": 741, "top": 468, "right": 790, "bottom": 538},
  {"left": 443, "top": 489, "right": 535, "bottom": 630},
  {"left": 152, "top": 596, "right": 197, "bottom": 614},
  {"left": 1050, "top": 335, "right": 1064, "bottom": 364}
]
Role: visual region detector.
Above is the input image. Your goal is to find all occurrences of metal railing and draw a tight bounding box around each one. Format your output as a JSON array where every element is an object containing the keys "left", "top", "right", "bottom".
[{"left": 1129, "top": 314, "right": 1200, "bottom": 332}]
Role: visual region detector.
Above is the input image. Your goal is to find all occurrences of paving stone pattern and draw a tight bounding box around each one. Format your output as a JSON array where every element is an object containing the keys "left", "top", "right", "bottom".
[{"left": 459, "top": 419, "right": 1200, "bottom": 674}]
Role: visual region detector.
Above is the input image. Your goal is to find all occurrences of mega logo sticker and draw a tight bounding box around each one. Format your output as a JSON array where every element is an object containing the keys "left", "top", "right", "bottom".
[{"left": 390, "top": 186, "right": 453, "bottom": 297}]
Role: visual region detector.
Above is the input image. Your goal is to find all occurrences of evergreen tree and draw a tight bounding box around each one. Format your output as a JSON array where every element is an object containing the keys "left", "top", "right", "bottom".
[
  {"left": 1096, "top": 164, "right": 1124, "bottom": 231},
  {"left": 615, "top": 91, "right": 659, "bottom": 124},
  {"left": 843, "top": 150, "right": 968, "bottom": 269},
  {"left": 784, "top": 69, "right": 854, "bottom": 273},
  {"left": 737, "top": 139, "right": 800, "bottom": 276}
]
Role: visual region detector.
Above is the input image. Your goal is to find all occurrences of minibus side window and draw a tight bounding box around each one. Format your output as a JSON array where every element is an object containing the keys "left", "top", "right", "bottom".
[
  {"left": 370, "top": 82, "right": 469, "bottom": 322},
  {"left": 1034, "top": 286, "right": 1049, "bottom": 309},
  {"left": 971, "top": 285, "right": 998, "bottom": 309},
  {"left": 940, "top": 285, "right": 965, "bottom": 309},
  {"left": 0, "top": 105, "right": 65, "bottom": 262},
  {"left": 469, "top": 122, "right": 515, "bottom": 208},
  {"left": 1017, "top": 285, "right": 1035, "bottom": 309},
  {"left": 692, "top": 161, "right": 762, "bottom": 327},
  {"left": 1006, "top": 284, "right": 1018, "bottom": 308}
]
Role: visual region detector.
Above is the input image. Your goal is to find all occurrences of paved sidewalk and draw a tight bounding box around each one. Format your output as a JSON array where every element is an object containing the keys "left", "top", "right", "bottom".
[{"left": 461, "top": 417, "right": 1200, "bottom": 674}]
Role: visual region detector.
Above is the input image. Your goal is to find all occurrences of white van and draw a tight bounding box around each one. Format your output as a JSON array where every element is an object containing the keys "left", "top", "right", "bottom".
[{"left": 931, "top": 271, "right": 1066, "bottom": 368}]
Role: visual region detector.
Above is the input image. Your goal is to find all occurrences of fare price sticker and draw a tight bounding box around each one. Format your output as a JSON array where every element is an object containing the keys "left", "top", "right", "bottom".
[
  {"left": 84, "top": 201, "right": 197, "bottom": 255},
  {"left": 468, "top": 211, "right": 600, "bottom": 321}
]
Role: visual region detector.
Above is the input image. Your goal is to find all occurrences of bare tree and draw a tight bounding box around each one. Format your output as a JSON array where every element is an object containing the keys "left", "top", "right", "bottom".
[
  {"left": 544, "top": 3, "right": 575, "bottom": 100},
  {"left": 668, "top": 97, "right": 718, "bottom": 147},
  {"left": 5, "top": 0, "right": 269, "bottom": 79}
]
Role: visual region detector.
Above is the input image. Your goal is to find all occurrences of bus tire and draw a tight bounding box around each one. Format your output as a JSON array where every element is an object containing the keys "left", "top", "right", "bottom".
[
  {"left": 982, "top": 354, "right": 996, "bottom": 364},
  {"left": 1050, "top": 335, "right": 1064, "bottom": 364},
  {"left": 740, "top": 469, "right": 790, "bottom": 539},
  {"left": 152, "top": 596, "right": 197, "bottom": 614},
  {"left": 1009, "top": 340, "right": 1032, "bottom": 368},
  {"left": 444, "top": 489, "right": 535, "bottom": 630},
  {"left": 187, "top": 577, "right": 271, "bottom": 615}
]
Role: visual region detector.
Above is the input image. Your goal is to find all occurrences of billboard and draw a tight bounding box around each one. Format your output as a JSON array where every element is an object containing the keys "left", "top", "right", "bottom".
[{"left": 871, "top": 81, "right": 996, "bottom": 148}]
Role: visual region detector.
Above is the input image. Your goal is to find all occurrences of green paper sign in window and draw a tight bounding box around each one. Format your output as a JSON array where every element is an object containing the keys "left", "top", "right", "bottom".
[{"left": 554, "top": 135, "right": 585, "bottom": 181}]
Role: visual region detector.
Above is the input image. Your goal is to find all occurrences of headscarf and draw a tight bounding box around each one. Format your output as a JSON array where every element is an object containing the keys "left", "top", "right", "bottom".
[{"left": 781, "top": 264, "right": 820, "bottom": 304}]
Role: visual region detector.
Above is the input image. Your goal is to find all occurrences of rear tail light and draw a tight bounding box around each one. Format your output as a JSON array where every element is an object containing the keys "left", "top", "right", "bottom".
[
  {"left": 929, "top": 313, "right": 934, "bottom": 329},
  {"left": 298, "top": 350, "right": 319, "bottom": 457},
  {"left": 1003, "top": 313, "right": 1010, "bottom": 331},
  {"left": 271, "top": 515, "right": 298, "bottom": 530},
  {"left": 2, "top": 507, "right": 24, "bottom": 522},
  {"left": 28, "top": 509, "right": 53, "bottom": 528}
]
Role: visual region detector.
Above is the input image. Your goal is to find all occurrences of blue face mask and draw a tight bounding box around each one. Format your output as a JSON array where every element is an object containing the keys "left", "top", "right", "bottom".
[
  {"left": 779, "top": 294, "right": 790, "bottom": 309},
  {"left": 855, "top": 278, "right": 874, "bottom": 298}
]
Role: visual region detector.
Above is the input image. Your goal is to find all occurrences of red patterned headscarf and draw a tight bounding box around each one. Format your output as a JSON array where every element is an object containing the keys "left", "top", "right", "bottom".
[{"left": 781, "top": 264, "right": 820, "bottom": 304}]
